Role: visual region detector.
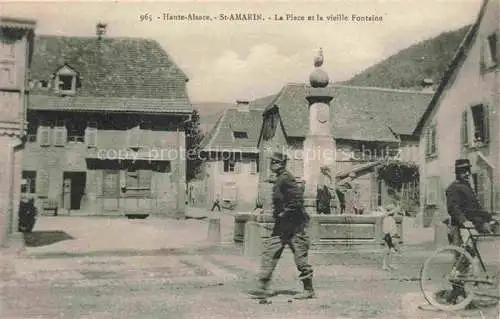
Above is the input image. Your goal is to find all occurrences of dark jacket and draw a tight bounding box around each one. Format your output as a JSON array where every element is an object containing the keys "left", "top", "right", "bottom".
[
  {"left": 445, "top": 180, "right": 491, "bottom": 227},
  {"left": 271, "top": 169, "right": 309, "bottom": 238}
]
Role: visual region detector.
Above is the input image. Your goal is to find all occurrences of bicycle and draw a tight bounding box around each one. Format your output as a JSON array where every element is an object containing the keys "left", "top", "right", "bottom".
[{"left": 420, "top": 220, "right": 500, "bottom": 311}]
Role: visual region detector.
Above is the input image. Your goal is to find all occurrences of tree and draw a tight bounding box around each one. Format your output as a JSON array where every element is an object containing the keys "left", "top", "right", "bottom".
[
  {"left": 377, "top": 160, "right": 420, "bottom": 215},
  {"left": 185, "top": 109, "right": 204, "bottom": 182}
]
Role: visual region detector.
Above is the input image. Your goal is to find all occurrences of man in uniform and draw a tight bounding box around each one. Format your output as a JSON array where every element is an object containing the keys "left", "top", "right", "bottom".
[
  {"left": 444, "top": 158, "right": 494, "bottom": 304},
  {"left": 248, "top": 152, "right": 315, "bottom": 299}
]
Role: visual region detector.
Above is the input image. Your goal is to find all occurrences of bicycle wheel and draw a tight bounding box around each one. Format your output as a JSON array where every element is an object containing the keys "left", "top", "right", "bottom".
[{"left": 420, "top": 245, "right": 477, "bottom": 311}]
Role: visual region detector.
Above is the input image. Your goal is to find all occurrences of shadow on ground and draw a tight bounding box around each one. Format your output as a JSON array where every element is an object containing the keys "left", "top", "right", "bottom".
[{"left": 23, "top": 230, "right": 75, "bottom": 247}]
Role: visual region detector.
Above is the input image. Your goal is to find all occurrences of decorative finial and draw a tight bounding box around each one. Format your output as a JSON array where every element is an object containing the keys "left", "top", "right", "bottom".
[
  {"left": 314, "top": 47, "right": 324, "bottom": 67},
  {"left": 309, "top": 47, "right": 329, "bottom": 88}
]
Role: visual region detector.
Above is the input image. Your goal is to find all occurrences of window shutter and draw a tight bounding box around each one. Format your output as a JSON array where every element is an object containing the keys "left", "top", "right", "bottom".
[
  {"left": 36, "top": 170, "right": 49, "bottom": 197},
  {"left": 85, "top": 128, "right": 97, "bottom": 148},
  {"left": 461, "top": 110, "right": 469, "bottom": 146},
  {"left": 424, "top": 128, "right": 430, "bottom": 156},
  {"left": 139, "top": 170, "right": 152, "bottom": 189},
  {"left": 483, "top": 104, "right": 490, "bottom": 143},
  {"left": 53, "top": 127, "right": 67, "bottom": 146},
  {"left": 431, "top": 125, "right": 437, "bottom": 154},
  {"left": 39, "top": 127, "right": 51, "bottom": 146}
]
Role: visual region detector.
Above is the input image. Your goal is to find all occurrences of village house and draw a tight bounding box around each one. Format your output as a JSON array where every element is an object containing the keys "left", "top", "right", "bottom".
[
  {"left": 415, "top": 0, "right": 499, "bottom": 227},
  {"left": 257, "top": 83, "right": 434, "bottom": 212},
  {"left": 199, "top": 96, "right": 274, "bottom": 209},
  {"left": 0, "top": 16, "right": 36, "bottom": 246},
  {"left": 22, "top": 24, "right": 192, "bottom": 218}
]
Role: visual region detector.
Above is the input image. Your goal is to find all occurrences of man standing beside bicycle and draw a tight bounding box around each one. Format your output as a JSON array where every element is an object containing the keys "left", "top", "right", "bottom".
[{"left": 444, "top": 158, "right": 496, "bottom": 304}]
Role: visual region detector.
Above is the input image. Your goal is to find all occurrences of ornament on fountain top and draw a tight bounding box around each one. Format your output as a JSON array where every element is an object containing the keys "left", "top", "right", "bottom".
[{"left": 309, "top": 47, "right": 329, "bottom": 88}]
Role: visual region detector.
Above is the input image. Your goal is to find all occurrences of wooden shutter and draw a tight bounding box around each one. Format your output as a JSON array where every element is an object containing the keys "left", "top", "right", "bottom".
[
  {"left": 36, "top": 170, "right": 49, "bottom": 198},
  {"left": 461, "top": 110, "right": 469, "bottom": 146},
  {"left": 85, "top": 128, "right": 97, "bottom": 148},
  {"left": 424, "top": 128, "right": 430, "bottom": 156},
  {"left": 39, "top": 127, "right": 51, "bottom": 146},
  {"left": 430, "top": 125, "right": 437, "bottom": 154},
  {"left": 483, "top": 104, "right": 490, "bottom": 143},
  {"left": 53, "top": 127, "right": 67, "bottom": 146}
]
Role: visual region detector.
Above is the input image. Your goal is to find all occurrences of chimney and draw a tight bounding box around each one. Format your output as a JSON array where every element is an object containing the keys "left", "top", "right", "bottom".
[
  {"left": 235, "top": 100, "right": 250, "bottom": 112},
  {"left": 96, "top": 22, "right": 107, "bottom": 39},
  {"left": 421, "top": 78, "right": 434, "bottom": 93}
]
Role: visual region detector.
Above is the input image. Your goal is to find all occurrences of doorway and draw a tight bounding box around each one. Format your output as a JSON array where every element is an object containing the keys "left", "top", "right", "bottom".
[{"left": 62, "top": 172, "right": 87, "bottom": 210}]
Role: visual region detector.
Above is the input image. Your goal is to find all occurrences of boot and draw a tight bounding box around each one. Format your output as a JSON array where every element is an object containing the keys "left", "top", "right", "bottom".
[
  {"left": 294, "top": 278, "right": 316, "bottom": 299},
  {"left": 248, "top": 279, "right": 272, "bottom": 298}
]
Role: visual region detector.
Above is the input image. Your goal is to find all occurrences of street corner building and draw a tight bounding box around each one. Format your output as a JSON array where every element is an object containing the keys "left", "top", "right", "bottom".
[
  {"left": 415, "top": 0, "right": 499, "bottom": 227},
  {"left": 21, "top": 24, "right": 192, "bottom": 218},
  {"left": 0, "top": 17, "right": 36, "bottom": 246}
]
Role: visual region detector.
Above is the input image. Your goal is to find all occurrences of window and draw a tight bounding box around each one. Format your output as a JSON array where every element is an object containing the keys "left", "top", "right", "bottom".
[
  {"left": 424, "top": 125, "right": 437, "bottom": 158},
  {"left": 471, "top": 104, "right": 489, "bottom": 145},
  {"left": 67, "top": 121, "right": 85, "bottom": 143},
  {"left": 233, "top": 131, "right": 248, "bottom": 139},
  {"left": 54, "top": 65, "right": 79, "bottom": 94},
  {"left": 85, "top": 121, "right": 98, "bottom": 148},
  {"left": 482, "top": 32, "right": 498, "bottom": 69},
  {"left": 53, "top": 120, "right": 67, "bottom": 146},
  {"left": 125, "top": 165, "right": 152, "bottom": 192},
  {"left": 58, "top": 75, "right": 75, "bottom": 91},
  {"left": 461, "top": 110, "right": 469, "bottom": 146},
  {"left": 224, "top": 159, "right": 240, "bottom": 173},
  {"left": 22, "top": 171, "right": 36, "bottom": 194},
  {"left": 39, "top": 80, "right": 50, "bottom": 89}
]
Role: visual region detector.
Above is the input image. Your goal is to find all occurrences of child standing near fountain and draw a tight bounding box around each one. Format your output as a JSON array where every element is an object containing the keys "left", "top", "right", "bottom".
[{"left": 382, "top": 204, "right": 399, "bottom": 270}]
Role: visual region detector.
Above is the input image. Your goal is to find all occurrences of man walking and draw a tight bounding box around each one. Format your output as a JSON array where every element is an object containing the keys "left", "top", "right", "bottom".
[{"left": 248, "top": 152, "right": 315, "bottom": 300}]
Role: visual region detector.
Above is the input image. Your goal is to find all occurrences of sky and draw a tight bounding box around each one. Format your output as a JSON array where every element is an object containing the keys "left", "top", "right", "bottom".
[{"left": 1, "top": 0, "right": 482, "bottom": 103}]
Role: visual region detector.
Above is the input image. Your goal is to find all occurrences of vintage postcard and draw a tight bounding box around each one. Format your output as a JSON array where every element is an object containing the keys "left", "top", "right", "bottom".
[{"left": 1, "top": 0, "right": 499, "bottom": 318}]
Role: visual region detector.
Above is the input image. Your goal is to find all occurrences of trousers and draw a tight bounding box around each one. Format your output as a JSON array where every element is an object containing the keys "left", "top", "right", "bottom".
[{"left": 258, "top": 231, "right": 313, "bottom": 282}]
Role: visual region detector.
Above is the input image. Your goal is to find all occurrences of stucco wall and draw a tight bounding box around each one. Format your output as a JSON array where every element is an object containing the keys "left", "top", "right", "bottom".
[
  {"left": 419, "top": 1, "right": 500, "bottom": 226},
  {"left": 22, "top": 125, "right": 185, "bottom": 216}
]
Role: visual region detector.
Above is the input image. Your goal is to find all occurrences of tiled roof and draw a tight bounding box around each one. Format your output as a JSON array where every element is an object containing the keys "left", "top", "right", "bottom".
[
  {"left": 263, "top": 83, "right": 433, "bottom": 141},
  {"left": 200, "top": 107, "right": 263, "bottom": 153},
  {"left": 29, "top": 94, "right": 191, "bottom": 113},
  {"left": 29, "top": 35, "right": 191, "bottom": 113},
  {"left": 413, "top": 0, "right": 489, "bottom": 136}
]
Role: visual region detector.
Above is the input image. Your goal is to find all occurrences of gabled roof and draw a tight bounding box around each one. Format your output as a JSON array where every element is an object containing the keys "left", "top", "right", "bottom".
[
  {"left": 413, "top": 0, "right": 490, "bottom": 136},
  {"left": 200, "top": 107, "right": 263, "bottom": 153},
  {"left": 29, "top": 35, "right": 191, "bottom": 113},
  {"left": 262, "top": 83, "right": 432, "bottom": 142}
]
